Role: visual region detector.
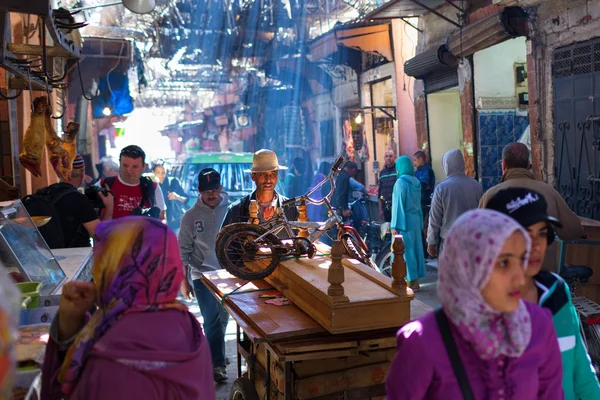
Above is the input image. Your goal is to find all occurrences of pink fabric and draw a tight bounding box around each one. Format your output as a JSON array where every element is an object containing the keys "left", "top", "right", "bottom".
[
  {"left": 437, "top": 209, "right": 532, "bottom": 360},
  {"left": 41, "top": 310, "right": 215, "bottom": 400}
]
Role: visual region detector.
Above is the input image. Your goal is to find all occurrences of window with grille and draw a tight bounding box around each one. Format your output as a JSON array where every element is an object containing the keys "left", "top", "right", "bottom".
[{"left": 553, "top": 39, "right": 600, "bottom": 78}]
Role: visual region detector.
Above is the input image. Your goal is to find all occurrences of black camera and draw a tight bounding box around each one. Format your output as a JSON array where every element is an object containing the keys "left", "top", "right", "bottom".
[{"left": 85, "top": 186, "right": 110, "bottom": 208}]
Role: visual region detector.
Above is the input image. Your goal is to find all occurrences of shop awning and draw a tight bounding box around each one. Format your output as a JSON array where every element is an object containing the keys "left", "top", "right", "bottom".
[
  {"left": 264, "top": 56, "right": 334, "bottom": 96},
  {"left": 309, "top": 22, "right": 393, "bottom": 63},
  {"left": 365, "top": 0, "right": 463, "bottom": 28},
  {"left": 68, "top": 37, "right": 132, "bottom": 103},
  {"left": 447, "top": 6, "right": 528, "bottom": 57}
]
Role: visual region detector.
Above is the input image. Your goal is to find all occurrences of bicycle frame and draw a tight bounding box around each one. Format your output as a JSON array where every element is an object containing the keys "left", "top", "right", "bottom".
[{"left": 251, "top": 157, "right": 355, "bottom": 246}]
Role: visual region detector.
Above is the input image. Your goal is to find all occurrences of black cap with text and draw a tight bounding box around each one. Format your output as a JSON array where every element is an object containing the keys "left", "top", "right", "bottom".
[{"left": 486, "top": 187, "right": 563, "bottom": 229}]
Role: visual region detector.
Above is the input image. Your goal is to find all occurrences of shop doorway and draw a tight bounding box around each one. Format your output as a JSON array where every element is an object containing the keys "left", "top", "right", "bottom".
[
  {"left": 426, "top": 87, "right": 463, "bottom": 184},
  {"left": 554, "top": 38, "right": 600, "bottom": 219}
]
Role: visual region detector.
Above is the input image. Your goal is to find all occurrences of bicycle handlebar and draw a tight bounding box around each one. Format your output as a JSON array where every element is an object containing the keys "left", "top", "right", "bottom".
[
  {"left": 332, "top": 156, "right": 344, "bottom": 171},
  {"left": 281, "top": 157, "right": 345, "bottom": 208},
  {"left": 281, "top": 197, "right": 298, "bottom": 207}
]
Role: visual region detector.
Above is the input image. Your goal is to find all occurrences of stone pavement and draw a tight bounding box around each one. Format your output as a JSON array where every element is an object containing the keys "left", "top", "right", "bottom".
[{"left": 184, "top": 267, "right": 440, "bottom": 399}]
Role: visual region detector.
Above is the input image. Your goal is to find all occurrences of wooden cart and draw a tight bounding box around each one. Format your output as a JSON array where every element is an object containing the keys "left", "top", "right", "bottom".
[{"left": 202, "top": 270, "right": 431, "bottom": 400}]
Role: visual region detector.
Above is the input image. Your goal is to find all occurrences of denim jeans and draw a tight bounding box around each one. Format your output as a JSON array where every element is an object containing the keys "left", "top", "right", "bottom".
[{"left": 192, "top": 279, "right": 229, "bottom": 367}]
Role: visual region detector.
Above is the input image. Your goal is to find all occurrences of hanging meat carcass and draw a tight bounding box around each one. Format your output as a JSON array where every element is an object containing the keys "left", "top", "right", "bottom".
[
  {"left": 44, "top": 105, "right": 70, "bottom": 176},
  {"left": 57, "top": 122, "right": 80, "bottom": 180},
  {"left": 19, "top": 97, "right": 49, "bottom": 177}
]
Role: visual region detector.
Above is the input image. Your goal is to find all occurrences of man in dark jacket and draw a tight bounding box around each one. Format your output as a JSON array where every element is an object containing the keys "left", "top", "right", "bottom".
[
  {"left": 378, "top": 150, "right": 397, "bottom": 222},
  {"left": 222, "top": 149, "right": 298, "bottom": 228},
  {"left": 331, "top": 161, "right": 356, "bottom": 219}
]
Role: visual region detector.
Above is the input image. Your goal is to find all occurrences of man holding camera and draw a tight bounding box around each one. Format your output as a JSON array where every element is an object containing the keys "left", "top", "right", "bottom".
[
  {"left": 24, "top": 155, "right": 113, "bottom": 248},
  {"left": 99, "top": 145, "right": 166, "bottom": 220}
]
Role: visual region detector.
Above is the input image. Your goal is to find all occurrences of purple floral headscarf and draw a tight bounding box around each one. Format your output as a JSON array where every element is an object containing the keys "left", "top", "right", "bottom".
[
  {"left": 58, "top": 217, "right": 187, "bottom": 394},
  {"left": 437, "top": 209, "right": 532, "bottom": 360}
]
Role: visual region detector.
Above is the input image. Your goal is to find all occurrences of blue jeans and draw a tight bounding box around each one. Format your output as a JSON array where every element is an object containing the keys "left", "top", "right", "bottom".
[{"left": 193, "top": 279, "right": 229, "bottom": 367}]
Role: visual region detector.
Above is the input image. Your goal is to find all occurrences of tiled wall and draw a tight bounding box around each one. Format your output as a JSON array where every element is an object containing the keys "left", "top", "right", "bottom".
[{"left": 479, "top": 110, "right": 529, "bottom": 190}]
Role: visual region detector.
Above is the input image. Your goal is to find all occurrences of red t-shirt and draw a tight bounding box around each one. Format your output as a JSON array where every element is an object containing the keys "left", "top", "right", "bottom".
[{"left": 101, "top": 177, "right": 158, "bottom": 219}]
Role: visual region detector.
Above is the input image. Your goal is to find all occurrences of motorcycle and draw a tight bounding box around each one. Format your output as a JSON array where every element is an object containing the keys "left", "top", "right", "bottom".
[{"left": 348, "top": 197, "right": 392, "bottom": 276}]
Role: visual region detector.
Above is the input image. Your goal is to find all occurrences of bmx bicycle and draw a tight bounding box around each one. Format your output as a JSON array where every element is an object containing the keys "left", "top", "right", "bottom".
[{"left": 216, "top": 157, "right": 377, "bottom": 281}]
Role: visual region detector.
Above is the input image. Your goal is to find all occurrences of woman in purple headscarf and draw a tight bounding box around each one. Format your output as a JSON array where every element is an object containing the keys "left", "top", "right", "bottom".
[
  {"left": 386, "top": 209, "right": 563, "bottom": 399},
  {"left": 41, "top": 217, "right": 215, "bottom": 400}
]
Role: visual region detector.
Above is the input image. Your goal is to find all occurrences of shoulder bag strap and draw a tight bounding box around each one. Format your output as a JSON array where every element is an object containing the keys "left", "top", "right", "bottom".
[
  {"left": 434, "top": 307, "right": 475, "bottom": 400},
  {"left": 138, "top": 177, "right": 152, "bottom": 209}
]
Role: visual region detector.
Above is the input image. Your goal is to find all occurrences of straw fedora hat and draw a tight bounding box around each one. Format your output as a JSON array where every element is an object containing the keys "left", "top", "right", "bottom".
[{"left": 248, "top": 149, "right": 288, "bottom": 173}]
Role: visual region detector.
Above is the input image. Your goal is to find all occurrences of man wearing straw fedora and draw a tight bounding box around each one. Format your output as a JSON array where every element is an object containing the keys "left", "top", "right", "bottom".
[{"left": 221, "top": 149, "right": 298, "bottom": 229}]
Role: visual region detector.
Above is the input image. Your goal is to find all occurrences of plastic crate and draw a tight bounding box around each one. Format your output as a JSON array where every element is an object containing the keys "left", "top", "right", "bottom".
[{"left": 15, "top": 283, "right": 42, "bottom": 309}]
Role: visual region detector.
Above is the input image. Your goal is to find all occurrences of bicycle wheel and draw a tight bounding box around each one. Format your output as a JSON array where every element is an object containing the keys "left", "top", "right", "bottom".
[
  {"left": 584, "top": 323, "right": 600, "bottom": 377},
  {"left": 216, "top": 224, "right": 282, "bottom": 280},
  {"left": 341, "top": 233, "right": 377, "bottom": 270},
  {"left": 374, "top": 242, "right": 392, "bottom": 277}
]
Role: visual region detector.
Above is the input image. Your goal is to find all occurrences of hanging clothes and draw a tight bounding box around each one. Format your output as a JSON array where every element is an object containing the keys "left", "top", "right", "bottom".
[{"left": 343, "top": 119, "right": 356, "bottom": 162}]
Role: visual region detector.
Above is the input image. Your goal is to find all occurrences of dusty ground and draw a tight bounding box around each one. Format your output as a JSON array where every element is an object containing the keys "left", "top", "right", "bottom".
[{"left": 184, "top": 266, "right": 440, "bottom": 399}]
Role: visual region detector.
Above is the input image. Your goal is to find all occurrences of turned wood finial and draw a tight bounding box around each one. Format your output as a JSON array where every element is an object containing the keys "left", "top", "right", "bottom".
[
  {"left": 391, "top": 235, "right": 407, "bottom": 293},
  {"left": 249, "top": 199, "right": 259, "bottom": 224},
  {"left": 327, "top": 240, "right": 345, "bottom": 297},
  {"left": 297, "top": 199, "right": 309, "bottom": 238}
]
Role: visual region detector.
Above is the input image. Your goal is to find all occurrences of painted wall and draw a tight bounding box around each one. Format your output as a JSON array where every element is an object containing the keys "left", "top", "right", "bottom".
[
  {"left": 473, "top": 37, "right": 528, "bottom": 190},
  {"left": 427, "top": 90, "right": 462, "bottom": 184},
  {"left": 391, "top": 18, "right": 419, "bottom": 157},
  {"left": 474, "top": 37, "right": 527, "bottom": 99}
]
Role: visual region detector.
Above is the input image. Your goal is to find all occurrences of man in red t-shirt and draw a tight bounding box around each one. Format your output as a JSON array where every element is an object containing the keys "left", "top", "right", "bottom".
[{"left": 100, "top": 145, "right": 166, "bottom": 220}]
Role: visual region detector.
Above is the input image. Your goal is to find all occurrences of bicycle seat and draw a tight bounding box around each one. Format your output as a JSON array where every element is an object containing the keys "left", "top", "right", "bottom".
[{"left": 560, "top": 265, "right": 594, "bottom": 284}]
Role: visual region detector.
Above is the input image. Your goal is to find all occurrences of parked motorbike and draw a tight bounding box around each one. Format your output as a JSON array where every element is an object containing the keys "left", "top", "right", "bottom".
[{"left": 348, "top": 197, "right": 392, "bottom": 276}]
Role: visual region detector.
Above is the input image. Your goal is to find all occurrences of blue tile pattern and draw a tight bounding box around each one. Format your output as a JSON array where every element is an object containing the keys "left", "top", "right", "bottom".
[{"left": 478, "top": 110, "right": 530, "bottom": 190}]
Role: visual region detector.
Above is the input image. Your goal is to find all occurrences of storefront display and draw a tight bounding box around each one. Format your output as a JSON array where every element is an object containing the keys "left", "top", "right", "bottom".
[
  {"left": 370, "top": 78, "right": 395, "bottom": 158},
  {"left": 0, "top": 201, "right": 66, "bottom": 296}
]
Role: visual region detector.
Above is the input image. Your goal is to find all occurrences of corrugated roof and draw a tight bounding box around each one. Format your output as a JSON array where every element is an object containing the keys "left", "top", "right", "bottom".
[{"left": 364, "top": 0, "right": 451, "bottom": 20}]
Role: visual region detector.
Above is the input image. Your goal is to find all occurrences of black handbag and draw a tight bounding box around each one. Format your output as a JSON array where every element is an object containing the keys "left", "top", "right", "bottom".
[{"left": 435, "top": 307, "right": 475, "bottom": 400}]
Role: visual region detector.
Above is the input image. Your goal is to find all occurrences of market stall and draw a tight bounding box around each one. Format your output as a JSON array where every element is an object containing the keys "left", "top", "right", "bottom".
[
  {"left": 0, "top": 200, "right": 93, "bottom": 399},
  {"left": 203, "top": 238, "right": 431, "bottom": 400}
]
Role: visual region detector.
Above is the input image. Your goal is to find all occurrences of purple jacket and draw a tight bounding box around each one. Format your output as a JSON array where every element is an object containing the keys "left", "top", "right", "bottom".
[
  {"left": 386, "top": 302, "right": 563, "bottom": 400},
  {"left": 41, "top": 309, "right": 215, "bottom": 400}
]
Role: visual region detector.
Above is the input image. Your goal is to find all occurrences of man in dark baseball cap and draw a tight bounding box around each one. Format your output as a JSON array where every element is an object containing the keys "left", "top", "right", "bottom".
[
  {"left": 487, "top": 187, "right": 563, "bottom": 233},
  {"left": 198, "top": 168, "right": 222, "bottom": 194},
  {"left": 178, "top": 167, "right": 231, "bottom": 382},
  {"left": 485, "top": 189, "right": 600, "bottom": 398}
]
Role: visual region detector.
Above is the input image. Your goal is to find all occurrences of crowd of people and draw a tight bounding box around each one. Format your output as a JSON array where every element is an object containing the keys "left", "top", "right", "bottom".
[{"left": 0, "top": 139, "right": 596, "bottom": 399}]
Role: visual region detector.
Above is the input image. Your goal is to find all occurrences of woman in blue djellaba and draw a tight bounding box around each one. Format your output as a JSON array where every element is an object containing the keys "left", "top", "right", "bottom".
[{"left": 391, "top": 155, "right": 426, "bottom": 291}]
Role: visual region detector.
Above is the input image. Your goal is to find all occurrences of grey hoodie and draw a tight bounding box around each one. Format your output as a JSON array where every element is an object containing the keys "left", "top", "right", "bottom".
[
  {"left": 178, "top": 193, "right": 230, "bottom": 280},
  {"left": 427, "top": 149, "right": 483, "bottom": 245}
]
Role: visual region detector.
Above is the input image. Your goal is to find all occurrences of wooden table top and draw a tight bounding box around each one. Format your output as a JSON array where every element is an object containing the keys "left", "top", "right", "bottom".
[{"left": 202, "top": 270, "right": 432, "bottom": 344}]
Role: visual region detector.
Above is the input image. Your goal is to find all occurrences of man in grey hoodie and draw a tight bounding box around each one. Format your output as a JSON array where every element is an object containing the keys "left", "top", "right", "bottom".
[
  {"left": 427, "top": 149, "right": 483, "bottom": 257},
  {"left": 178, "top": 168, "right": 231, "bottom": 383}
]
